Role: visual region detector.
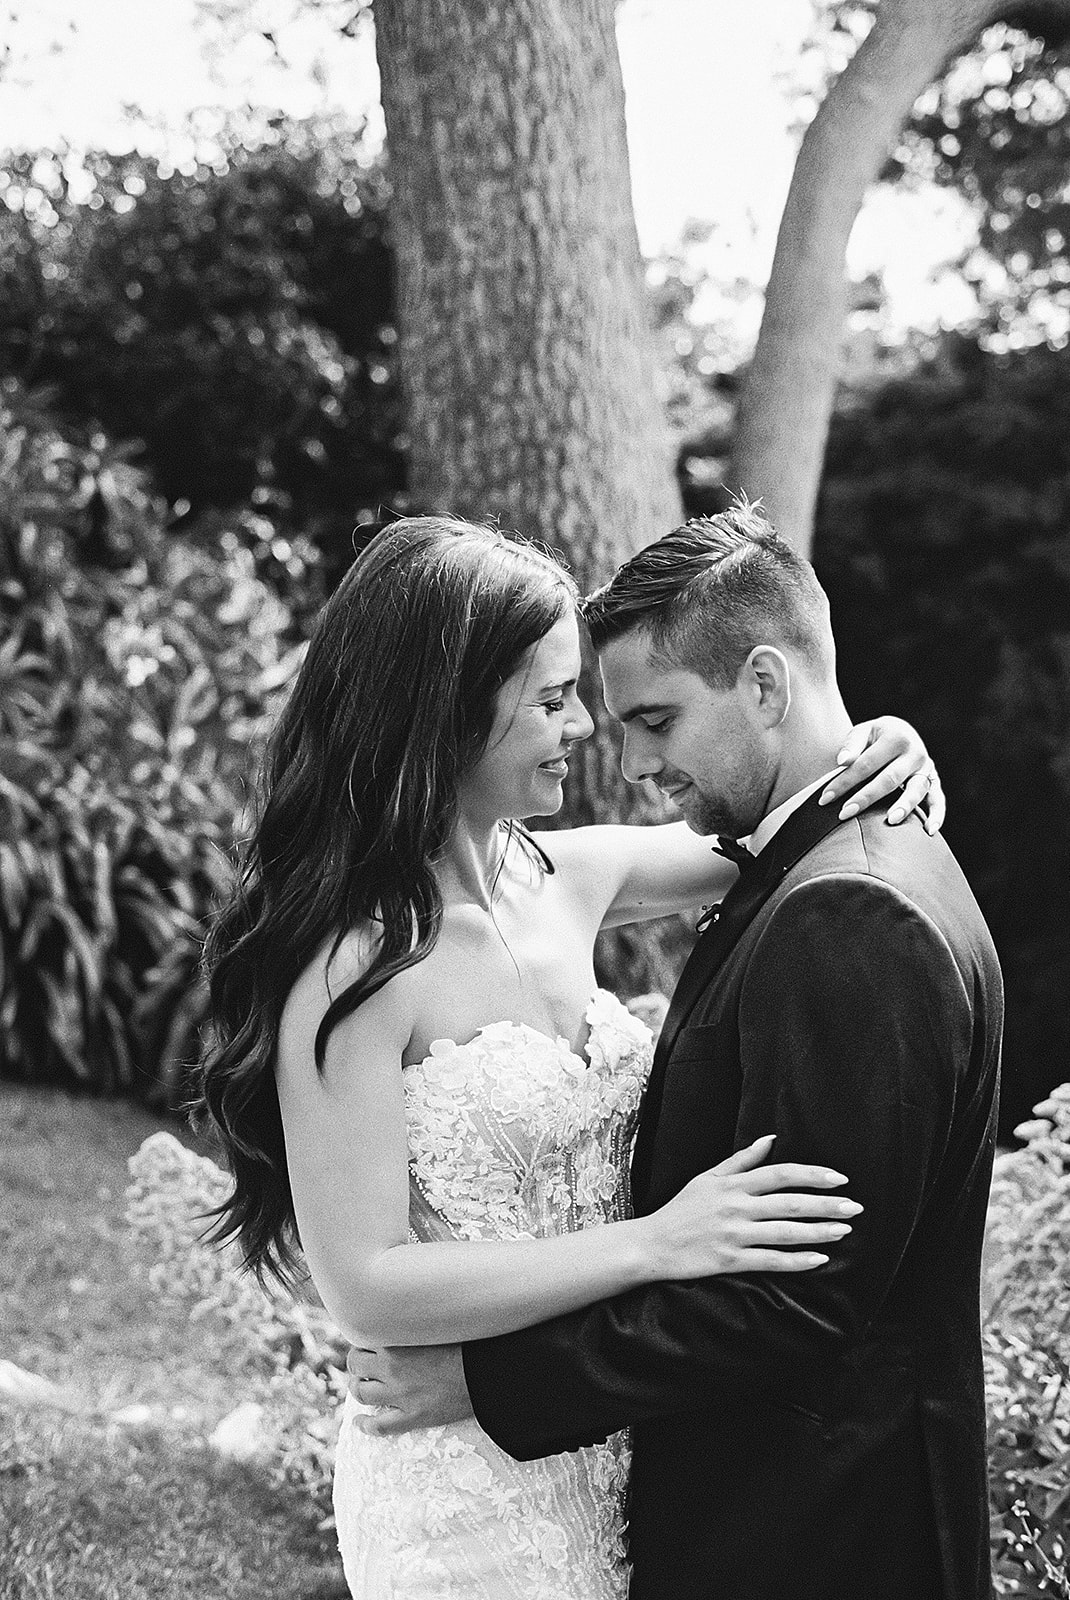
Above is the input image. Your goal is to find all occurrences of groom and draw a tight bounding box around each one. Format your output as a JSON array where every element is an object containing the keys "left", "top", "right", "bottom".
[{"left": 351, "top": 505, "right": 1003, "bottom": 1599}]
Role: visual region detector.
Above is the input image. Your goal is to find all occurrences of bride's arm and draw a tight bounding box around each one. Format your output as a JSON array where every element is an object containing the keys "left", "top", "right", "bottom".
[
  {"left": 552, "top": 714, "right": 945, "bottom": 930},
  {"left": 276, "top": 960, "right": 855, "bottom": 1347}
]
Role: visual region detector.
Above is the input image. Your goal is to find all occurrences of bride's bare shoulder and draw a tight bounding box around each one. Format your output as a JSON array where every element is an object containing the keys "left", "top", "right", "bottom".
[
  {"left": 279, "top": 923, "right": 415, "bottom": 1072},
  {"left": 285, "top": 923, "right": 376, "bottom": 1006}
]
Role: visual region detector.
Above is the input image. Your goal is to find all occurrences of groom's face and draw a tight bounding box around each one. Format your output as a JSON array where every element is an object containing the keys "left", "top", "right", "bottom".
[{"left": 599, "top": 629, "right": 775, "bottom": 839}]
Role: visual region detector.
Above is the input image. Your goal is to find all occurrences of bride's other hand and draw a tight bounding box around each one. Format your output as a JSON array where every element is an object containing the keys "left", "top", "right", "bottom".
[
  {"left": 641, "top": 1134, "right": 863, "bottom": 1280},
  {"left": 818, "top": 715, "right": 944, "bottom": 834},
  {"left": 346, "top": 1341, "right": 473, "bottom": 1437}
]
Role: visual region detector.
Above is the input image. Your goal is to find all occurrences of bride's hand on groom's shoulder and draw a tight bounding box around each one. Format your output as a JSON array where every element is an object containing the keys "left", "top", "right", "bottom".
[
  {"left": 819, "top": 715, "right": 945, "bottom": 834},
  {"left": 639, "top": 1134, "right": 863, "bottom": 1282}
]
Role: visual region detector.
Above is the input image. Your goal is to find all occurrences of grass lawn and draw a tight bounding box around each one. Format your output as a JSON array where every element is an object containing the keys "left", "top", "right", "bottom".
[{"left": 0, "top": 1083, "right": 349, "bottom": 1600}]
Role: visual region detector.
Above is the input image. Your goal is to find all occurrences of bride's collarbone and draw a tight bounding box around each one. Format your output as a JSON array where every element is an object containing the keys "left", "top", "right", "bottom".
[
  {"left": 439, "top": 873, "right": 583, "bottom": 955},
  {"left": 439, "top": 896, "right": 589, "bottom": 982},
  {"left": 403, "top": 918, "right": 596, "bottom": 1066}
]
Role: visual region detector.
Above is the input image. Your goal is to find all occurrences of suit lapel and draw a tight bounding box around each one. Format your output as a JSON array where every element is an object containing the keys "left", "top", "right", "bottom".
[{"left": 631, "top": 782, "right": 885, "bottom": 1204}]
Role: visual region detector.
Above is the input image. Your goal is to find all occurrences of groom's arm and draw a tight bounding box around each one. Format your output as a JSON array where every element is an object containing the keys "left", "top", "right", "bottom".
[{"left": 463, "top": 874, "right": 977, "bottom": 1460}]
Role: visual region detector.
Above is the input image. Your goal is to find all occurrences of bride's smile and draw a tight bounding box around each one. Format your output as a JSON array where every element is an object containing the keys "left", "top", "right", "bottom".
[{"left": 456, "top": 611, "right": 594, "bottom": 828}]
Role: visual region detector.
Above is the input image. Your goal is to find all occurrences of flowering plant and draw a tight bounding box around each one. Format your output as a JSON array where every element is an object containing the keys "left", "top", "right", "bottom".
[
  {"left": 0, "top": 383, "right": 300, "bottom": 1102},
  {"left": 985, "top": 1086, "right": 1070, "bottom": 1597},
  {"left": 126, "top": 1131, "right": 347, "bottom": 1513}
]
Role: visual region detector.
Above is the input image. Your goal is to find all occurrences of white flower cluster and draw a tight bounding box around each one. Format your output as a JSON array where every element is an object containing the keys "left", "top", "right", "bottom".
[
  {"left": 984, "top": 1083, "right": 1070, "bottom": 1333},
  {"left": 125, "top": 1130, "right": 347, "bottom": 1511}
]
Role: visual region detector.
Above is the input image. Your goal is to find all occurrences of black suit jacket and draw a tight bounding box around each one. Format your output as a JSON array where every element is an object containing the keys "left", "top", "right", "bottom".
[{"left": 463, "top": 794, "right": 1003, "bottom": 1600}]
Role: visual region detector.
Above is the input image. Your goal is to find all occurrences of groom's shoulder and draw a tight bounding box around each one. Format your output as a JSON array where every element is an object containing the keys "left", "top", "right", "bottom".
[
  {"left": 791, "top": 810, "right": 993, "bottom": 958},
  {"left": 799, "top": 804, "right": 956, "bottom": 885}
]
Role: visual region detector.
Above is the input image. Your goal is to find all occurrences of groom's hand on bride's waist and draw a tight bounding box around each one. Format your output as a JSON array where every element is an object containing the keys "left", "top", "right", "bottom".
[{"left": 347, "top": 1341, "right": 474, "bottom": 1436}]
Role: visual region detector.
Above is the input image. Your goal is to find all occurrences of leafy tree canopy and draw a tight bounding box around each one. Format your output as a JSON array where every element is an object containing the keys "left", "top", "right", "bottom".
[
  {"left": 0, "top": 115, "right": 405, "bottom": 584},
  {"left": 815, "top": 2, "right": 1070, "bottom": 348}
]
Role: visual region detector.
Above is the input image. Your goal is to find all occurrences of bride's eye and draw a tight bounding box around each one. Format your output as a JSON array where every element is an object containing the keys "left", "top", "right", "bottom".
[{"left": 543, "top": 698, "right": 565, "bottom": 714}]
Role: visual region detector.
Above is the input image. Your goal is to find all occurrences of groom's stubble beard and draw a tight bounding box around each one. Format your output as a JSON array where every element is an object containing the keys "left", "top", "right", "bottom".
[{"left": 675, "top": 734, "right": 776, "bottom": 841}]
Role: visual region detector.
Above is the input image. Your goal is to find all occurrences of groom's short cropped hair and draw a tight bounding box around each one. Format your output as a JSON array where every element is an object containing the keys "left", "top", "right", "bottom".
[{"left": 581, "top": 501, "right": 835, "bottom": 689}]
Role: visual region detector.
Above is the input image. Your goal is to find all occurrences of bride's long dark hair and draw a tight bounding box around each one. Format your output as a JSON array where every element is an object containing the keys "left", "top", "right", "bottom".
[{"left": 195, "top": 516, "right": 577, "bottom": 1286}]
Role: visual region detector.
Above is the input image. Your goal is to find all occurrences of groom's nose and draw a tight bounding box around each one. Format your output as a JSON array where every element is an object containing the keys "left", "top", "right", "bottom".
[{"left": 620, "top": 726, "right": 660, "bottom": 785}]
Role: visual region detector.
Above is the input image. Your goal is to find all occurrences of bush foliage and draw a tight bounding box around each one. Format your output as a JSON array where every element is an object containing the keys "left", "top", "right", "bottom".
[
  {"left": 0, "top": 121, "right": 405, "bottom": 589},
  {"left": 0, "top": 381, "right": 299, "bottom": 1101},
  {"left": 126, "top": 1130, "right": 347, "bottom": 1515},
  {"left": 984, "top": 1086, "right": 1070, "bottom": 1596}
]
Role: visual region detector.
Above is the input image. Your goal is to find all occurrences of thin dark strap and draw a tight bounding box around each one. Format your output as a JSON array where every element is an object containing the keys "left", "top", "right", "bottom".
[{"left": 514, "top": 824, "right": 556, "bottom": 875}]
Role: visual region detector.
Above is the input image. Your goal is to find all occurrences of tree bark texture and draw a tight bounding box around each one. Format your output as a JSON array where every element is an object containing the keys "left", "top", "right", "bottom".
[
  {"left": 729, "top": 0, "right": 1070, "bottom": 556},
  {"left": 372, "top": 0, "right": 681, "bottom": 593},
  {"left": 373, "top": 0, "right": 688, "bottom": 995}
]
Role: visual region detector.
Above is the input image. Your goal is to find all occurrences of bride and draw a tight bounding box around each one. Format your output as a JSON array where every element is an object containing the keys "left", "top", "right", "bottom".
[{"left": 196, "top": 516, "right": 942, "bottom": 1599}]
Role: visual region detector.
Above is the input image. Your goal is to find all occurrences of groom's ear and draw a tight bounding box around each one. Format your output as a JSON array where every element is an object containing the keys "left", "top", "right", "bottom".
[{"left": 742, "top": 646, "right": 791, "bottom": 729}]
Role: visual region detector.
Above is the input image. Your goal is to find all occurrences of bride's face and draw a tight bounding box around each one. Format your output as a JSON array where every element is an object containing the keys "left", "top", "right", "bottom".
[{"left": 457, "top": 611, "right": 595, "bottom": 825}]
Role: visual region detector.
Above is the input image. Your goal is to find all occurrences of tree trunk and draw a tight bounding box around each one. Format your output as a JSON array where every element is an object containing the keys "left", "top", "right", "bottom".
[
  {"left": 372, "top": 0, "right": 685, "bottom": 994},
  {"left": 727, "top": 0, "right": 1063, "bottom": 556},
  {"left": 372, "top": 0, "right": 680, "bottom": 590}
]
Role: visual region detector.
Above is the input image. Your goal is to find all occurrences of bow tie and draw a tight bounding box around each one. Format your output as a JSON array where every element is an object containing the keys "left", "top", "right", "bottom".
[
  {"left": 695, "top": 836, "right": 759, "bottom": 933},
  {"left": 712, "top": 836, "right": 756, "bottom": 872}
]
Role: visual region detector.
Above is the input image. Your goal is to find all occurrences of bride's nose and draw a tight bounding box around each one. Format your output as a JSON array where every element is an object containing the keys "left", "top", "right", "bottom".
[{"left": 566, "top": 694, "right": 595, "bottom": 744}]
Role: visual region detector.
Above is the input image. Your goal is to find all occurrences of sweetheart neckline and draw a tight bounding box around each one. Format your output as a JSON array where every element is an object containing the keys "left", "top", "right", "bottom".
[{"left": 404, "top": 988, "right": 631, "bottom": 1073}]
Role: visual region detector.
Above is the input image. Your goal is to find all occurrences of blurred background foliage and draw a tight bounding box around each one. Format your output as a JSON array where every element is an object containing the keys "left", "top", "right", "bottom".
[
  {"left": 0, "top": 378, "right": 298, "bottom": 1102},
  {"left": 0, "top": 117, "right": 406, "bottom": 595},
  {"left": 0, "top": 20, "right": 1067, "bottom": 1138}
]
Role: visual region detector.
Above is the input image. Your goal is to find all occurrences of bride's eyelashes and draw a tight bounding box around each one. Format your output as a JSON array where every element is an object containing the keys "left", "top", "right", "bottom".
[{"left": 542, "top": 698, "right": 565, "bottom": 714}]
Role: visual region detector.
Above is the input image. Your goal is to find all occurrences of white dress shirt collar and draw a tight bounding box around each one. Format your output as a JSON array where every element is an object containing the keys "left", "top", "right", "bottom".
[{"left": 741, "top": 767, "right": 845, "bottom": 858}]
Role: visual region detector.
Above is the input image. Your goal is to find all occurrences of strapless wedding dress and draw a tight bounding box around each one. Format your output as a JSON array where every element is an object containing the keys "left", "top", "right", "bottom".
[{"left": 332, "top": 989, "right": 653, "bottom": 1600}]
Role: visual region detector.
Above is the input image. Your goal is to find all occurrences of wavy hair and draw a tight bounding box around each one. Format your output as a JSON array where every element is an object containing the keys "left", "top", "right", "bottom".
[{"left": 194, "top": 517, "right": 577, "bottom": 1285}]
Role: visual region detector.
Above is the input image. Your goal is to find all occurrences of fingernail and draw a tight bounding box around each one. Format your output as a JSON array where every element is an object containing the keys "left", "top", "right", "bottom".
[
  {"left": 754, "top": 1133, "right": 776, "bottom": 1145},
  {"left": 839, "top": 802, "right": 859, "bottom": 820},
  {"left": 822, "top": 1172, "right": 849, "bottom": 1185},
  {"left": 887, "top": 807, "right": 904, "bottom": 824},
  {"left": 818, "top": 790, "right": 832, "bottom": 806},
  {"left": 835, "top": 749, "right": 849, "bottom": 763},
  {"left": 807, "top": 1254, "right": 830, "bottom": 1265},
  {"left": 837, "top": 1200, "right": 863, "bottom": 1215},
  {"left": 829, "top": 1224, "right": 852, "bottom": 1236}
]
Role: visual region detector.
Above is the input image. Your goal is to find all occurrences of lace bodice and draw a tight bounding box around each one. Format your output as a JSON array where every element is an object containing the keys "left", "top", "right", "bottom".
[
  {"left": 404, "top": 989, "right": 650, "bottom": 1246},
  {"left": 333, "top": 990, "right": 653, "bottom": 1600}
]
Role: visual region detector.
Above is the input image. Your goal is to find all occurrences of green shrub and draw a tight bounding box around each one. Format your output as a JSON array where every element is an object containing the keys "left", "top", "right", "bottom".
[
  {"left": 125, "top": 1130, "right": 347, "bottom": 1516},
  {"left": 0, "top": 123, "right": 405, "bottom": 586},
  {"left": 0, "top": 382, "right": 300, "bottom": 1101},
  {"left": 985, "top": 1087, "right": 1070, "bottom": 1597}
]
